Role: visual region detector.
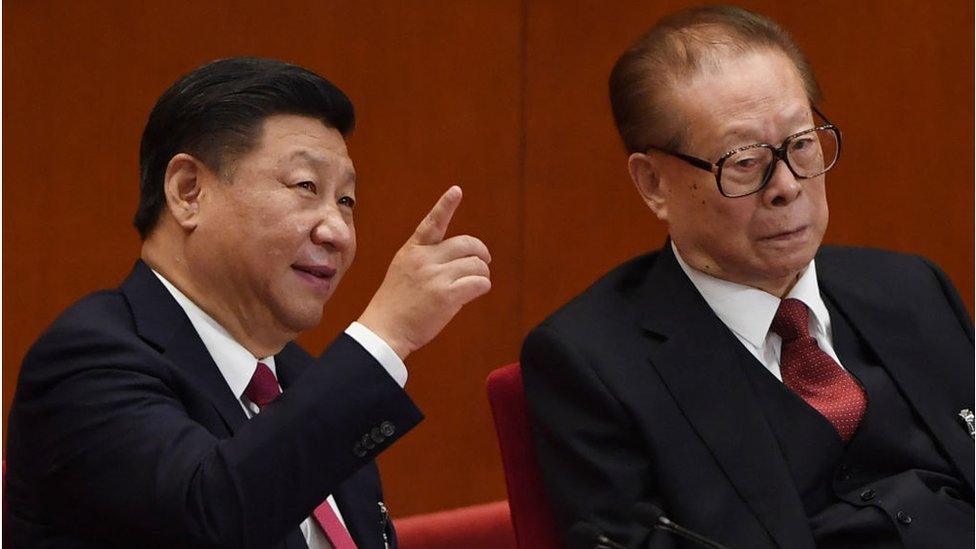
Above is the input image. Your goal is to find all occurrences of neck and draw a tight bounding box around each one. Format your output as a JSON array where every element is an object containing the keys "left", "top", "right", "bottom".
[
  {"left": 769, "top": 273, "right": 801, "bottom": 298},
  {"left": 672, "top": 241, "right": 801, "bottom": 298},
  {"left": 141, "top": 234, "right": 290, "bottom": 357}
]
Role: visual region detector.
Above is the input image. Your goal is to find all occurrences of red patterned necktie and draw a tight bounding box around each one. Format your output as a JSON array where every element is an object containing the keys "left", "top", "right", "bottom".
[
  {"left": 771, "top": 299, "right": 867, "bottom": 441},
  {"left": 244, "top": 362, "right": 359, "bottom": 549}
]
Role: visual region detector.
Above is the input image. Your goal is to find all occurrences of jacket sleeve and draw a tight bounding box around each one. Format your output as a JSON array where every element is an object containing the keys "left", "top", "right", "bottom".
[
  {"left": 4, "top": 300, "right": 423, "bottom": 549},
  {"left": 920, "top": 255, "right": 974, "bottom": 343},
  {"left": 521, "top": 323, "right": 674, "bottom": 549}
]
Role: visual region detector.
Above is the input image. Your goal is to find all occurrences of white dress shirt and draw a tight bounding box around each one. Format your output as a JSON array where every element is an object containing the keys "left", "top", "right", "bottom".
[
  {"left": 153, "top": 269, "right": 407, "bottom": 549},
  {"left": 671, "top": 242, "right": 846, "bottom": 381}
]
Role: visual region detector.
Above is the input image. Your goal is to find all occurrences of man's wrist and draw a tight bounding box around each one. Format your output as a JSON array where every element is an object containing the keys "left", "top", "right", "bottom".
[
  {"left": 355, "top": 313, "right": 411, "bottom": 361},
  {"left": 345, "top": 321, "right": 409, "bottom": 387}
]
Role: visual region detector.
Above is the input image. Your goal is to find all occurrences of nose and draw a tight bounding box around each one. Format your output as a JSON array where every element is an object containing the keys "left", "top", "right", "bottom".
[
  {"left": 311, "top": 204, "right": 354, "bottom": 252},
  {"left": 761, "top": 158, "right": 802, "bottom": 207}
]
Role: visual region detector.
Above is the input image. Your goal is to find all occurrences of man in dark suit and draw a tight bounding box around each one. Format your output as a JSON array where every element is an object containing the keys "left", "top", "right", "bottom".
[
  {"left": 4, "top": 57, "right": 492, "bottom": 548},
  {"left": 521, "top": 6, "right": 973, "bottom": 548}
]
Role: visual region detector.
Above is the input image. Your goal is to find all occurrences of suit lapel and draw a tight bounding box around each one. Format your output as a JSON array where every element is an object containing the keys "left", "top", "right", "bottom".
[
  {"left": 123, "top": 263, "right": 355, "bottom": 548},
  {"left": 639, "top": 245, "right": 814, "bottom": 549},
  {"left": 819, "top": 266, "right": 975, "bottom": 491},
  {"left": 121, "top": 260, "right": 247, "bottom": 434},
  {"left": 275, "top": 342, "right": 312, "bottom": 390}
]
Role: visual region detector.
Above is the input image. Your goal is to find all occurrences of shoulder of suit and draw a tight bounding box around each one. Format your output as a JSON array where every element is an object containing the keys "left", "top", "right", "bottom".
[
  {"left": 36, "top": 288, "right": 136, "bottom": 342},
  {"left": 277, "top": 339, "right": 314, "bottom": 362},
  {"left": 816, "top": 244, "right": 935, "bottom": 280},
  {"left": 535, "top": 245, "right": 948, "bottom": 333},
  {"left": 814, "top": 245, "right": 963, "bottom": 317},
  {"left": 21, "top": 287, "right": 155, "bottom": 382},
  {"left": 532, "top": 249, "right": 662, "bottom": 335}
]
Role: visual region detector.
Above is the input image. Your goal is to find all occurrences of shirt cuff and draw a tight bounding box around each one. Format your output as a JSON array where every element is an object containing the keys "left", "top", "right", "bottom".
[{"left": 344, "top": 322, "right": 408, "bottom": 388}]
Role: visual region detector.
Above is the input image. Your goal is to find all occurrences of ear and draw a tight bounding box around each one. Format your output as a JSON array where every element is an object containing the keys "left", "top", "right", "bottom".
[
  {"left": 628, "top": 152, "right": 670, "bottom": 222},
  {"left": 162, "top": 153, "right": 208, "bottom": 232}
]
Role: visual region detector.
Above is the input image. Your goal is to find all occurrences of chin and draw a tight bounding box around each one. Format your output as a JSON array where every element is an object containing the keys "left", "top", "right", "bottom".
[
  {"left": 760, "top": 252, "right": 815, "bottom": 284},
  {"left": 277, "top": 304, "right": 325, "bottom": 335}
]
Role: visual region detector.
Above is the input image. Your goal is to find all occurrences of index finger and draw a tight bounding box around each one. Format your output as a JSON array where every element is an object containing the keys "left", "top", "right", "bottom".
[{"left": 412, "top": 185, "right": 462, "bottom": 245}]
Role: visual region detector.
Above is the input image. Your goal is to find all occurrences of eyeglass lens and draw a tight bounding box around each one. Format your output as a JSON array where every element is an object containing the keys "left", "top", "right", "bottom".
[{"left": 720, "top": 128, "right": 839, "bottom": 197}]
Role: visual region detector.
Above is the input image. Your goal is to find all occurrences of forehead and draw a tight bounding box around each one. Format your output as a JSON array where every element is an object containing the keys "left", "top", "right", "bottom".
[
  {"left": 669, "top": 49, "right": 811, "bottom": 148},
  {"left": 247, "top": 114, "right": 355, "bottom": 179}
]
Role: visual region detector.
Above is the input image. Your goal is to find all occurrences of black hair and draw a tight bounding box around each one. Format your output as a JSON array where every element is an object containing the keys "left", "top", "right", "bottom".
[{"left": 134, "top": 57, "right": 355, "bottom": 238}]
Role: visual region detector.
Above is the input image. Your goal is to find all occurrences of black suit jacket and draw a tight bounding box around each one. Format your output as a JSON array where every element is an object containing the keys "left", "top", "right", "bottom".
[
  {"left": 522, "top": 245, "right": 974, "bottom": 548},
  {"left": 4, "top": 261, "right": 424, "bottom": 548}
]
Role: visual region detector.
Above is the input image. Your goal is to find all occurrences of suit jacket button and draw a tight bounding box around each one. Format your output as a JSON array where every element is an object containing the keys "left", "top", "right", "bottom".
[
  {"left": 860, "top": 489, "right": 876, "bottom": 502},
  {"left": 380, "top": 421, "right": 395, "bottom": 437},
  {"left": 896, "top": 511, "right": 912, "bottom": 525},
  {"left": 836, "top": 464, "right": 852, "bottom": 481},
  {"left": 362, "top": 433, "right": 376, "bottom": 450},
  {"left": 370, "top": 427, "right": 384, "bottom": 443},
  {"left": 353, "top": 442, "right": 366, "bottom": 457}
]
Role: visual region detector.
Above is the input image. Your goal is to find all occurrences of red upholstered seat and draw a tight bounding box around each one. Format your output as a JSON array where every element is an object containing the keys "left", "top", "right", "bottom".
[
  {"left": 394, "top": 500, "right": 516, "bottom": 549},
  {"left": 487, "top": 363, "right": 561, "bottom": 549}
]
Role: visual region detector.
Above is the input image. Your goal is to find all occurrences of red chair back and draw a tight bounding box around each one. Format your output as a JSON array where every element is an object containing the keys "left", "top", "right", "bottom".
[
  {"left": 486, "top": 363, "right": 561, "bottom": 549},
  {"left": 395, "top": 500, "right": 516, "bottom": 549}
]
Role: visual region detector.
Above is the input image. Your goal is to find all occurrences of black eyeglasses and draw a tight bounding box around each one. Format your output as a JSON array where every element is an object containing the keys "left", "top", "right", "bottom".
[{"left": 648, "top": 107, "right": 842, "bottom": 198}]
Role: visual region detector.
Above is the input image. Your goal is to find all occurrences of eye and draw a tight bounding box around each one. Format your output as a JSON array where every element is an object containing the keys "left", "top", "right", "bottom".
[
  {"left": 296, "top": 181, "right": 318, "bottom": 193},
  {"left": 791, "top": 135, "right": 817, "bottom": 152},
  {"left": 730, "top": 154, "right": 763, "bottom": 171},
  {"left": 338, "top": 195, "right": 356, "bottom": 209}
]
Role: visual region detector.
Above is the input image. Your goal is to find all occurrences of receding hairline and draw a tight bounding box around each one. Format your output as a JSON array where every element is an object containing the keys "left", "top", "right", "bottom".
[
  {"left": 661, "top": 46, "right": 814, "bottom": 144},
  {"left": 609, "top": 5, "right": 822, "bottom": 154}
]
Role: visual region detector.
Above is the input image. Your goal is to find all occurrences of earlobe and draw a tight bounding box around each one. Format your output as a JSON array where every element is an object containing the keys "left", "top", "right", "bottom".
[
  {"left": 628, "top": 152, "right": 669, "bottom": 222},
  {"left": 163, "top": 153, "right": 205, "bottom": 231}
]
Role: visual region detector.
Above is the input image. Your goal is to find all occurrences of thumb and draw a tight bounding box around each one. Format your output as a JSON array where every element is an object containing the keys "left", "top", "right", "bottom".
[{"left": 412, "top": 185, "right": 462, "bottom": 245}]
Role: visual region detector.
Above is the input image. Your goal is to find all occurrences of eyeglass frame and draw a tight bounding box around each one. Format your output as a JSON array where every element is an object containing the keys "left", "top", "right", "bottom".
[{"left": 646, "top": 106, "right": 842, "bottom": 198}]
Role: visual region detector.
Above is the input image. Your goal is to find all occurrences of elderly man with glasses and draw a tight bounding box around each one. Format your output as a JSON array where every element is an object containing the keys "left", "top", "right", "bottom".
[{"left": 521, "top": 6, "right": 973, "bottom": 549}]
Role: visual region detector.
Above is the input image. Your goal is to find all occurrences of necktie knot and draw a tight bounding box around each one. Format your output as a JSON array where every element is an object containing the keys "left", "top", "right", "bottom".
[
  {"left": 244, "top": 362, "right": 280, "bottom": 409},
  {"left": 771, "top": 298, "right": 810, "bottom": 343}
]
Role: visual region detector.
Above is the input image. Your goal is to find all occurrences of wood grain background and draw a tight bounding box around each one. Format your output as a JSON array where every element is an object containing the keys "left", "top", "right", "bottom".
[{"left": 4, "top": 0, "right": 972, "bottom": 517}]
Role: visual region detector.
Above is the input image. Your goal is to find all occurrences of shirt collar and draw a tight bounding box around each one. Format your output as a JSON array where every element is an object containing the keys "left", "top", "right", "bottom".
[
  {"left": 151, "top": 269, "right": 276, "bottom": 400},
  {"left": 671, "top": 241, "right": 831, "bottom": 350}
]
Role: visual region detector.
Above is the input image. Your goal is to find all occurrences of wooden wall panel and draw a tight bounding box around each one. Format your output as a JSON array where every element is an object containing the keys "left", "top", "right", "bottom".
[
  {"left": 4, "top": 0, "right": 973, "bottom": 521},
  {"left": 522, "top": 0, "right": 974, "bottom": 334}
]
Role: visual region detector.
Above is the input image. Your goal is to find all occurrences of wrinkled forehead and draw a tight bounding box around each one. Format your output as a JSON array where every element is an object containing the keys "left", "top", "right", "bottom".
[{"left": 663, "top": 48, "right": 811, "bottom": 149}]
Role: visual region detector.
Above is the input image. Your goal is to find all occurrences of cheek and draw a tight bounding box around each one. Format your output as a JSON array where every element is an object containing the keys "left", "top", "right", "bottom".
[
  {"left": 689, "top": 181, "right": 705, "bottom": 202},
  {"left": 347, "top": 226, "right": 357, "bottom": 262},
  {"left": 713, "top": 201, "right": 761, "bottom": 248},
  {"left": 340, "top": 225, "right": 357, "bottom": 275},
  {"left": 256, "top": 219, "right": 311, "bottom": 269},
  {"left": 668, "top": 177, "right": 711, "bottom": 220},
  {"left": 680, "top": 176, "right": 708, "bottom": 204},
  {"left": 814, "top": 184, "right": 829, "bottom": 218}
]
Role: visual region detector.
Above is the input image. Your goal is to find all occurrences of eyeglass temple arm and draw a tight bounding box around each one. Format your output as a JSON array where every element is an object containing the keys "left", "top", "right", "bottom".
[
  {"left": 812, "top": 104, "right": 832, "bottom": 125},
  {"left": 669, "top": 151, "right": 719, "bottom": 174}
]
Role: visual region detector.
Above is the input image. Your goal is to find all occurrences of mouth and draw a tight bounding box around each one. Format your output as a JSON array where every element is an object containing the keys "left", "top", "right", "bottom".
[
  {"left": 761, "top": 225, "right": 809, "bottom": 242},
  {"left": 292, "top": 264, "right": 337, "bottom": 293},
  {"left": 292, "top": 264, "right": 337, "bottom": 279}
]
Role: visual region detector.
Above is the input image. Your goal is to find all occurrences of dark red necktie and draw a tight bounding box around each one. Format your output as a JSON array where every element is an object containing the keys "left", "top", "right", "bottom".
[
  {"left": 771, "top": 299, "right": 867, "bottom": 441},
  {"left": 244, "top": 362, "right": 358, "bottom": 549}
]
